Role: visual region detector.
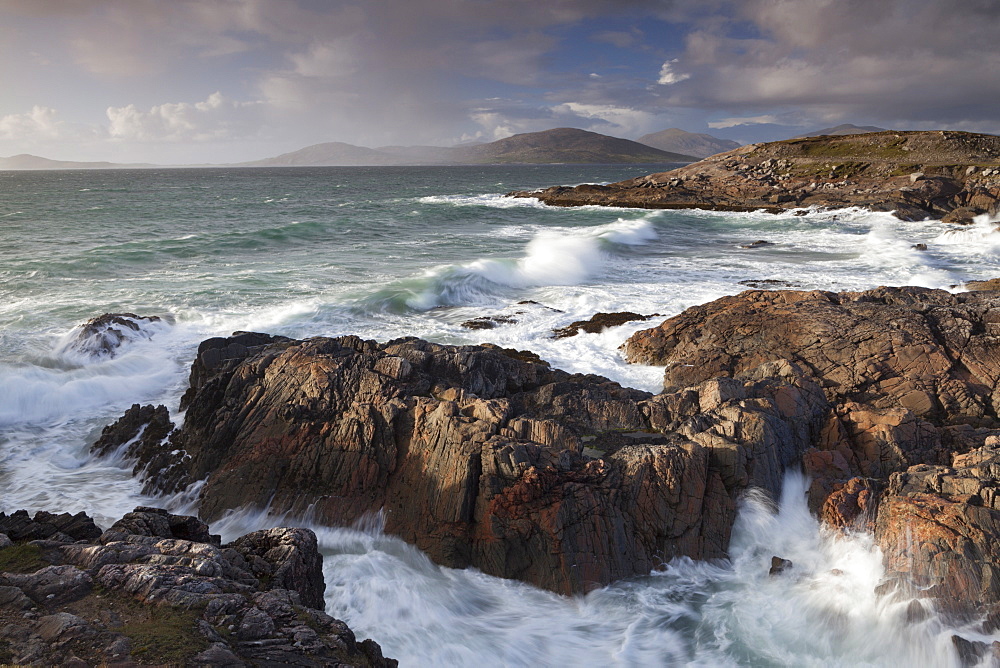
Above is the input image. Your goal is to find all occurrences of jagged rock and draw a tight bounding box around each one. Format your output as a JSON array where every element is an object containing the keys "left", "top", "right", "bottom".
[
  {"left": 93, "top": 334, "right": 828, "bottom": 594},
  {"left": 819, "top": 477, "right": 882, "bottom": 530},
  {"left": 967, "top": 277, "right": 1000, "bottom": 291},
  {"left": 100, "top": 506, "right": 219, "bottom": 545},
  {"left": 0, "top": 507, "right": 394, "bottom": 667},
  {"left": 552, "top": 311, "right": 652, "bottom": 338},
  {"left": 875, "top": 444, "right": 1000, "bottom": 615},
  {"left": 0, "top": 510, "right": 102, "bottom": 543},
  {"left": 228, "top": 528, "right": 325, "bottom": 609}
]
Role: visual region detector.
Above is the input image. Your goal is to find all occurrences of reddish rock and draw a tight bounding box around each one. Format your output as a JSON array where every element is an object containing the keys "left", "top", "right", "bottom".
[{"left": 94, "top": 334, "right": 827, "bottom": 594}]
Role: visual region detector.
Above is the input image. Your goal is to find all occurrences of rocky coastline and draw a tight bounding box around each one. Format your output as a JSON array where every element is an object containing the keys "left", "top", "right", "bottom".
[
  {"left": 0, "top": 506, "right": 395, "bottom": 667},
  {"left": 510, "top": 130, "right": 1000, "bottom": 221},
  {"left": 22, "top": 280, "right": 1000, "bottom": 663}
]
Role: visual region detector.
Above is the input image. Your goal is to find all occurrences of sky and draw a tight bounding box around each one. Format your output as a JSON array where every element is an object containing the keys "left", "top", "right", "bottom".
[{"left": 2, "top": 0, "right": 999, "bottom": 164}]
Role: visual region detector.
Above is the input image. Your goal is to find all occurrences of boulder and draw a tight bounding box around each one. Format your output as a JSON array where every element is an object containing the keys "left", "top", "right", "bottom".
[
  {"left": 61, "top": 312, "right": 164, "bottom": 359},
  {"left": 552, "top": 311, "right": 652, "bottom": 338}
]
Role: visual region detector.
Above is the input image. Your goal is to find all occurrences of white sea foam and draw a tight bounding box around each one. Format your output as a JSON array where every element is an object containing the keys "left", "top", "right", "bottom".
[{"left": 418, "top": 193, "right": 548, "bottom": 208}]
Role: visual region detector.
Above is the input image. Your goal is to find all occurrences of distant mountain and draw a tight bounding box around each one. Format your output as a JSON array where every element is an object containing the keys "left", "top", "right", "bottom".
[
  {"left": 636, "top": 128, "right": 740, "bottom": 159},
  {"left": 236, "top": 142, "right": 401, "bottom": 167},
  {"left": 0, "top": 154, "right": 152, "bottom": 170},
  {"left": 449, "top": 128, "right": 697, "bottom": 164},
  {"left": 794, "top": 124, "right": 888, "bottom": 138}
]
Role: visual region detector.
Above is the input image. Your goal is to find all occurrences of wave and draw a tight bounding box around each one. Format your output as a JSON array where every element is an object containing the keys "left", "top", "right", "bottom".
[
  {"left": 359, "top": 217, "right": 659, "bottom": 312},
  {"left": 419, "top": 193, "right": 548, "bottom": 209}
]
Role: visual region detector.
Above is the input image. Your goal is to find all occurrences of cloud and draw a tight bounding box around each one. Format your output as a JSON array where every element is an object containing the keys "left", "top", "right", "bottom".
[
  {"left": 0, "top": 106, "right": 62, "bottom": 140},
  {"left": 708, "top": 115, "right": 780, "bottom": 129},
  {"left": 106, "top": 93, "right": 262, "bottom": 142},
  {"left": 657, "top": 59, "right": 690, "bottom": 85}
]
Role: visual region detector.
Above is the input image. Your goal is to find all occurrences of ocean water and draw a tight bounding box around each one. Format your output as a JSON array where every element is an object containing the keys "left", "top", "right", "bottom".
[{"left": 2, "top": 165, "right": 999, "bottom": 666}]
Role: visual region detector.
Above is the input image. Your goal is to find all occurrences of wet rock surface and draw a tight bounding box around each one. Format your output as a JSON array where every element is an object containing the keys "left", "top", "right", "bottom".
[
  {"left": 510, "top": 130, "right": 1000, "bottom": 221},
  {"left": 61, "top": 312, "right": 166, "bottom": 359},
  {"left": 625, "top": 285, "right": 1000, "bottom": 616},
  {"left": 0, "top": 508, "right": 394, "bottom": 667},
  {"left": 94, "top": 334, "right": 828, "bottom": 594}
]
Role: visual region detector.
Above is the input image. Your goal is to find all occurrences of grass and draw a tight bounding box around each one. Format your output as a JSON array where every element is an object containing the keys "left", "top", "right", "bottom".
[
  {"left": 0, "top": 543, "right": 48, "bottom": 573},
  {"left": 121, "top": 605, "right": 209, "bottom": 665}
]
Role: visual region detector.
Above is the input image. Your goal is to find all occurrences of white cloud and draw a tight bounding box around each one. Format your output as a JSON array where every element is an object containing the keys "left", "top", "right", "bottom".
[
  {"left": 657, "top": 59, "right": 690, "bottom": 85},
  {"left": 551, "top": 102, "right": 657, "bottom": 136},
  {"left": 0, "top": 106, "right": 62, "bottom": 140},
  {"left": 106, "top": 92, "right": 261, "bottom": 142},
  {"left": 708, "top": 115, "right": 780, "bottom": 129}
]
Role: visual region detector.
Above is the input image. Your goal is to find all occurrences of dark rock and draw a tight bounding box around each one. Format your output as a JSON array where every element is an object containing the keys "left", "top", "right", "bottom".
[
  {"left": 461, "top": 314, "right": 518, "bottom": 330},
  {"left": 63, "top": 312, "right": 164, "bottom": 358},
  {"left": 911, "top": 243, "right": 928, "bottom": 250},
  {"left": 552, "top": 311, "right": 651, "bottom": 339},
  {"left": 100, "top": 506, "right": 219, "bottom": 546},
  {"left": 2, "top": 565, "right": 92, "bottom": 604},
  {"left": 905, "top": 599, "right": 930, "bottom": 623},
  {"left": 769, "top": 556, "right": 792, "bottom": 576},
  {"left": 740, "top": 240, "right": 774, "bottom": 249},
  {"left": 739, "top": 279, "right": 797, "bottom": 289},
  {"left": 227, "top": 528, "right": 325, "bottom": 609},
  {"left": 952, "top": 634, "right": 987, "bottom": 666},
  {"left": 0, "top": 510, "right": 101, "bottom": 543}
]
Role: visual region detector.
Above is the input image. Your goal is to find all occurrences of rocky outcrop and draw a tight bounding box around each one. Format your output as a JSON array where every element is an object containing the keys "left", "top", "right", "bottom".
[
  {"left": 511, "top": 130, "right": 1000, "bottom": 221},
  {"left": 93, "top": 333, "right": 828, "bottom": 594},
  {"left": 0, "top": 507, "right": 394, "bottom": 667},
  {"left": 624, "top": 285, "right": 1000, "bottom": 617},
  {"left": 875, "top": 443, "right": 1000, "bottom": 618}
]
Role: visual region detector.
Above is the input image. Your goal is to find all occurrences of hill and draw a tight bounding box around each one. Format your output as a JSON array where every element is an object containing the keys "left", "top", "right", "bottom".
[
  {"left": 794, "top": 123, "right": 887, "bottom": 138},
  {"left": 0, "top": 154, "right": 152, "bottom": 170},
  {"left": 236, "top": 142, "right": 401, "bottom": 167},
  {"left": 637, "top": 128, "right": 740, "bottom": 159},
  {"left": 449, "top": 128, "right": 696, "bottom": 164},
  {"left": 512, "top": 129, "right": 1000, "bottom": 221}
]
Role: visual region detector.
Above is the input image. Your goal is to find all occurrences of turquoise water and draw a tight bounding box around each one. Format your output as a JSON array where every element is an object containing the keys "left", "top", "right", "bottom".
[{"left": 2, "top": 165, "right": 999, "bottom": 666}]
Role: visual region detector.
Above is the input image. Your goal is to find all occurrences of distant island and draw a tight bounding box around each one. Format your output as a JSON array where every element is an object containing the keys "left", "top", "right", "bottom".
[
  {"left": 0, "top": 128, "right": 699, "bottom": 170},
  {"left": 512, "top": 129, "right": 1000, "bottom": 222}
]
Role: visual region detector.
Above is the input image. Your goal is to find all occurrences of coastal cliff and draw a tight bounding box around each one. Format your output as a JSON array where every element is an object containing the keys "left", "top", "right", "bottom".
[{"left": 511, "top": 130, "right": 1000, "bottom": 221}]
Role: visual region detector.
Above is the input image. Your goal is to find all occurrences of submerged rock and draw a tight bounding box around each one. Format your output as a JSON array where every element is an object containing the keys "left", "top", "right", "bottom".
[
  {"left": 0, "top": 508, "right": 394, "bottom": 667},
  {"left": 60, "top": 312, "right": 166, "bottom": 359},
  {"left": 552, "top": 311, "right": 652, "bottom": 338}
]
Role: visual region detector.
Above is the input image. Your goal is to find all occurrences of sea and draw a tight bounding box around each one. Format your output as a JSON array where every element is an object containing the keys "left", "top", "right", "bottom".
[{"left": 2, "top": 165, "right": 1000, "bottom": 666}]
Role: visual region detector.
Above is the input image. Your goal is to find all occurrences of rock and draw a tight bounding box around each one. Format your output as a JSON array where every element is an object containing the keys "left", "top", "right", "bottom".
[
  {"left": 942, "top": 207, "right": 980, "bottom": 225},
  {"left": 819, "top": 477, "right": 882, "bottom": 530},
  {"left": 99, "top": 506, "right": 219, "bottom": 545},
  {"left": 461, "top": 314, "right": 518, "bottom": 330},
  {"left": 2, "top": 565, "right": 93, "bottom": 604},
  {"left": 769, "top": 556, "right": 792, "bottom": 576},
  {"left": 0, "top": 533, "right": 11, "bottom": 548},
  {"left": 228, "top": 528, "right": 325, "bottom": 609},
  {"left": 911, "top": 243, "right": 928, "bottom": 250},
  {"left": 552, "top": 311, "right": 652, "bottom": 338},
  {"left": 94, "top": 333, "right": 828, "bottom": 594},
  {"left": 0, "top": 510, "right": 102, "bottom": 543},
  {"left": 875, "top": 444, "right": 1000, "bottom": 615},
  {"left": 739, "top": 240, "right": 773, "bottom": 249},
  {"left": 0, "top": 507, "right": 393, "bottom": 667},
  {"left": 60, "top": 312, "right": 164, "bottom": 359},
  {"left": 623, "top": 286, "right": 1000, "bottom": 424},
  {"left": 952, "top": 634, "right": 988, "bottom": 666}
]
